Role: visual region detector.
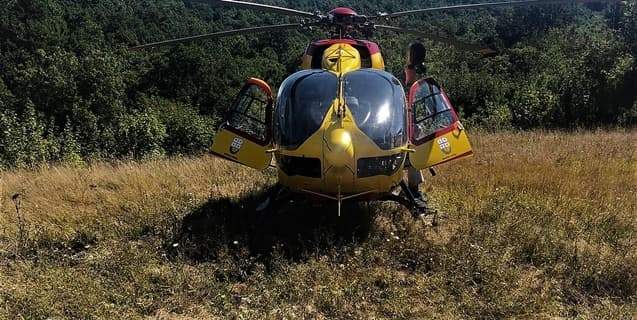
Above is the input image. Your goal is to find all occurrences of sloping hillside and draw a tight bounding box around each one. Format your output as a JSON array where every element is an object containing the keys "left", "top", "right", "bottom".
[{"left": 0, "top": 131, "right": 635, "bottom": 319}]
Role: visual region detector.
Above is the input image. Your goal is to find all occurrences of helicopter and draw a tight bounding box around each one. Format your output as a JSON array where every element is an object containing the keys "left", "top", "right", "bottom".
[{"left": 132, "top": 0, "right": 616, "bottom": 217}]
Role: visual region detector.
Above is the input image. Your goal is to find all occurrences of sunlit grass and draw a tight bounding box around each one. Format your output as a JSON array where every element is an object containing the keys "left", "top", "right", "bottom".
[{"left": 0, "top": 130, "right": 635, "bottom": 319}]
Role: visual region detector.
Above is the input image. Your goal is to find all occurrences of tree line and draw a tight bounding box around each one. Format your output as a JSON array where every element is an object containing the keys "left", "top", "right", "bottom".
[{"left": 0, "top": 0, "right": 635, "bottom": 169}]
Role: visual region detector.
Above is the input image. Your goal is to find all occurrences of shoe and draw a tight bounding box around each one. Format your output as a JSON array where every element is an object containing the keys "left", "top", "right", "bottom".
[{"left": 410, "top": 188, "right": 428, "bottom": 208}]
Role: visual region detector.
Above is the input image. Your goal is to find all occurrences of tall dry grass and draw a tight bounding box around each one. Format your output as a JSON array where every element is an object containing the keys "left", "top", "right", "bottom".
[{"left": 0, "top": 130, "right": 635, "bottom": 319}]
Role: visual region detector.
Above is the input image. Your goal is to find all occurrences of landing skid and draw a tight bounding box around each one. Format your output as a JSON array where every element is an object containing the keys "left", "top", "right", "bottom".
[
  {"left": 383, "top": 180, "right": 438, "bottom": 223},
  {"left": 256, "top": 182, "right": 438, "bottom": 224},
  {"left": 256, "top": 184, "right": 288, "bottom": 213}
]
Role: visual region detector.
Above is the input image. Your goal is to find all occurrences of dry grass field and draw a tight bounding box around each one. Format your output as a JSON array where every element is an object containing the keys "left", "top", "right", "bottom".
[{"left": 0, "top": 131, "right": 635, "bottom": 319}]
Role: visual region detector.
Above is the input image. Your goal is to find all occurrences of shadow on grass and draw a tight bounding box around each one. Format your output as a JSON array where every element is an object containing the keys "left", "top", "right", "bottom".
[{"left": 172, "top": 187, "right": 375, "bottom": 262}]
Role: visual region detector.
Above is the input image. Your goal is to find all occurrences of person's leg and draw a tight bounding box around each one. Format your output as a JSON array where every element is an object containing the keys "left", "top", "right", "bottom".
[{"left": 406, "top": 166, "right": 428, "bottom": 207}]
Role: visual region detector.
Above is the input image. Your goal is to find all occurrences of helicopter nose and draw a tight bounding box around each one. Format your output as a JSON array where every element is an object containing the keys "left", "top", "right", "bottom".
[{"left": 325, "top": 128, "right": 354, "bottom": 168}]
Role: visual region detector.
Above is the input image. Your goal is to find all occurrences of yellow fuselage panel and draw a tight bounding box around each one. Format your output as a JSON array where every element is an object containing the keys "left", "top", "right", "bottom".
[
  {"left": 370, "top": 52, "right": 385, "bottom": 70},
  {"left": 302, "top": 41, "right": 386, "bottom": 71},
  {"left": 322, "top": 43, "right": 361, "bottom": 74}
]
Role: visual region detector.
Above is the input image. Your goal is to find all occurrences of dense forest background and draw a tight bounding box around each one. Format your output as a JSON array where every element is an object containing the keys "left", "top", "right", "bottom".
[{"left": 0, "top": 0, "right": 635, "bottom": 169}]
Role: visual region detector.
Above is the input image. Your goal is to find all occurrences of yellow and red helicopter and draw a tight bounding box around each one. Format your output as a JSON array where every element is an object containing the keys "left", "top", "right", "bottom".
[{"left": 133, "top": 0, "right": 613, "bottom": 217}]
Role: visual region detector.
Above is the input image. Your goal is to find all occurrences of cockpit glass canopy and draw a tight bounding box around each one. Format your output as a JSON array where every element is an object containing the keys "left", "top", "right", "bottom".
[
  {"left": 275, "top": 70, "right": 338, "bottom": 148},
  {"left": 344, "top": 69, "right": 407, "bottom": 150},
  {"left": 274, "top": 69, "right": 407, "bottom": 150}
]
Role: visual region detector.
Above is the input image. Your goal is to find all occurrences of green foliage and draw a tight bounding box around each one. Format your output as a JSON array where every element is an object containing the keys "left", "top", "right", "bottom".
[
  {"left": 509, "top": 85, "right": 559, "bottom": 128},
  {"left": 429, "top": 17, "right": 635, "bottom": 128},
  {"left": 0, "top": 104, "right": 56, "bottom": 169},
  {"left": 0, "top": 0, "right": 635, "bottom": 169},
  {"left": 113, "top": 111, "right": 167, "bottom": 159},
  {"left": 149, "top": 97, "right": 216, "bottom": 155},
  {"left": 59, "top": 120, "right": 84, "bottom": 167},
  {"left": 8, "top": 48, "right": 79, "bottom": 118},
  {"left": 471, "top": 101, "right": 513, "bottom": 130},
  {"left": 612, "top": 0, "right": 637, "bottom": 55},
  {"left": 619, "top": 100, "right": 637, "bottom": 126},
  {"left": 0, "top": 79, "right": 13, "bottom": 105}
]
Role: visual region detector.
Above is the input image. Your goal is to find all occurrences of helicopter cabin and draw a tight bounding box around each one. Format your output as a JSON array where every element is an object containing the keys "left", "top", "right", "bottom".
[{"left": 301, "top": 39, "right": 385, "bottom": 70}]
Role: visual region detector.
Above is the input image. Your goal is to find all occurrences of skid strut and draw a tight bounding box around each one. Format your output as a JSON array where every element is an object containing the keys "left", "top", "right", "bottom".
[
  {"left": 260, "top": 183, "right": 434, "bottom": 221},
  {"left": 300, "top": 187, "right": 375, "bottom": 217},
  {"left": 256, "top": 184, "right": 288, "bottom": 213},
  {"left": 379, "top": 180, "right": 436, "bottom": 220}
]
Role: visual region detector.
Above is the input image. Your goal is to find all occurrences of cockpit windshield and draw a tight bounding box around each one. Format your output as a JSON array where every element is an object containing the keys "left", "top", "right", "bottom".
[
  {"left": 344, "top": 69, "right": 407, "bottom": 150},
  {"left": 275, "top": 70, "right": 338, "bottom": 148},
  {"left": 275, "top": 69, "right": 407, "bottom": 150}
]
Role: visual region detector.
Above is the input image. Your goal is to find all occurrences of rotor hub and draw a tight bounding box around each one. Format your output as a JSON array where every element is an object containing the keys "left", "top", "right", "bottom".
[{"left": 329, "top": 7, "right": 358, "bottom": 17}]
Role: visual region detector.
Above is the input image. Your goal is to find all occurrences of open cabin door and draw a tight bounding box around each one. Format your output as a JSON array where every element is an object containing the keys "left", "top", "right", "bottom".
[
  {"left": 408, "top": 78, "right": 473, "bottom": 169},
  {"left": 211, "top": 78, "right": 273, "bottom": 170}
]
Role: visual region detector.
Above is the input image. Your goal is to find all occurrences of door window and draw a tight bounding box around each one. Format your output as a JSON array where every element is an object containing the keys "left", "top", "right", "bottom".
[
  {"left": 211, "top": 78, "right": 274, "bottom": 171},
  {"left": 407, "top": 78, "right": 473, "bottom": 169},
  {"left": 410, "top": 79, "right": 457, "bottom": 142},
  {"left": 227, "top": 83, "right": 271, "bottom": 144}
]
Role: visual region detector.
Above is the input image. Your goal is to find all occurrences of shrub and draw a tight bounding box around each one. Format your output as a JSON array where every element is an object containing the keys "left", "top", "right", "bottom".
[
  {"left": 58, "top": 121, "right": 84, "bottom": 167},
  {"left": 0, "top": 104, "right": 56, "bottom": 169},
  {"left": 148, "top": 98, "right": 215, "bottom": 155},
  {"left": 112, "top": 111, "right": 166, "bottom": 159},
  {"left": 469, "top": 101, "right": 513, "bottom": 131},
  {"left": 509, "top": 84, "right": 559, "bottom": 128},
  {"left": 619, "top": 100, "right": 637, "bottom": 126}
]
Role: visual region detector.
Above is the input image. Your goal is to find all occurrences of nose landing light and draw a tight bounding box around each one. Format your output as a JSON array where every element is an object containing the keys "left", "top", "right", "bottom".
[{"left": 325, "top": 128, "right": 353, "bottom": 168}]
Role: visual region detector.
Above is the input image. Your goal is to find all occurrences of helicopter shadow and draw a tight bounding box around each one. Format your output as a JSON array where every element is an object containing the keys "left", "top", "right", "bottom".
[{"left": 173, "top": 187, "right": 375, "bottom": 262}]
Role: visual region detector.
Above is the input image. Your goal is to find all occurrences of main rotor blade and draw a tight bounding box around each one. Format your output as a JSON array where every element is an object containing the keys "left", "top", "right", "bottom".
[
  {"left": 194, "top": 0, "right": 320, "bottom": 19},
  {"left": 130, "top": 24, "right": 303, "bottom": 50},
  {"left": 374, "top": 0, "right": 619, "bottom": 19},
  {"left": 374, "top": 25, "right": 497, "bottom": 55}
]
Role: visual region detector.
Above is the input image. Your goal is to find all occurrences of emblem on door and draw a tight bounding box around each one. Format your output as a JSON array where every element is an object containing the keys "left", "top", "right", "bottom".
[
  {"left": 437, "top": 137, "right": 452, "bottom": 154},
  {"left": 230, "top": 137, "right": 244, "bottom": 154}
]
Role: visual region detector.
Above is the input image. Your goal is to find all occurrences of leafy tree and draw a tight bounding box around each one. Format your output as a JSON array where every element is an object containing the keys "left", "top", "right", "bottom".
[
  {"left": 59, "top": 119, "right": 84, "bottom": 167},
  {"left": 148, "top": 97, "right": 216, "bottom": 155},
  {"left": 0, "top": 0, "right": 634, "bottom": 169},
  {"left": 0, "top": 104, "right": 56, "bottom": 169},
  {"left": 113, "top": 110, "right": 167, "bottom": 159}
]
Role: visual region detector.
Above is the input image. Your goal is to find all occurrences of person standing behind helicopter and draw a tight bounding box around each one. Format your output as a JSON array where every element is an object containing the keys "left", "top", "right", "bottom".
[{"left": 403, "top": 42, "right": 430, "bottom": 211}]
